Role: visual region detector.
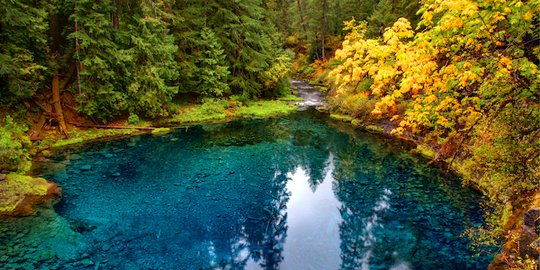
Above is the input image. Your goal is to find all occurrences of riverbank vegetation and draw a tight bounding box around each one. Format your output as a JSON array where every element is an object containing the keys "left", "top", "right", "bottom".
[
  {"left": 1, "top": 0, "right": 298, "bottom": 172},
  {"left": 291, "top": 0, "right": 539, "bottom": 268},
  {"left": 1, "top": 0, "right": 538, "bottom": 268}
]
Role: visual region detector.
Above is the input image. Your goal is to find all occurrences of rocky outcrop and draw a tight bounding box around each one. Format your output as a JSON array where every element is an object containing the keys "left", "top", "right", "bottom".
[
  {"left": 489, "top": 194, "right": 540, "bottom": 270},
  {"left": 0, "top": 173, "right": 61, "bottom": 217}
]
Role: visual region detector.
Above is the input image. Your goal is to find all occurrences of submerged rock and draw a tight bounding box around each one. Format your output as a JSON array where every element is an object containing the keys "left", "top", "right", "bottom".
[
  {"left": 0, "top": 173, "right": 61, "bottom": 217},
  {"left": 80, "top": 165, "right": 92, "bottom": 171}
]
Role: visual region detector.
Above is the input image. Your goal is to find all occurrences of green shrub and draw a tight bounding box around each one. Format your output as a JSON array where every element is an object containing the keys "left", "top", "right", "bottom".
[
  {"left": 230, "top": 95, "right": 250, "bottom": 106},
  {"left": 200, "top": 98, "right": 229, "bottom": 114},
  {"left": 128, "top": 114, "right": 140, "bottom": 125},
  {"left": 0, "top": 116, "right": 32, "bottom": 172}
]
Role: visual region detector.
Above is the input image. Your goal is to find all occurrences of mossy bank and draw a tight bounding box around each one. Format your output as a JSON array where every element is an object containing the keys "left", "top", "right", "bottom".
[{"left": 1, "top": 99, "right": 299, "bottom": 217}]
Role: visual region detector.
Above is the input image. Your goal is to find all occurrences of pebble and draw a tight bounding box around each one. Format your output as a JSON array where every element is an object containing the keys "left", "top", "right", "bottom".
[
  {"left": 102, "top": 244, "right": 111, "bottom": 251},
  {"left": 80, "top": 165, "right": 92, "bottom": 171},
  {"left": 79, "top": 259, "right": 94, "bottom": 266}
]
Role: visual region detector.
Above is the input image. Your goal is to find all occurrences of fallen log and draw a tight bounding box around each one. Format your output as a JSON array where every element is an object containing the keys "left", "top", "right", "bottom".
[{"left": 70, "top": 123, "right": 156, "bottom": 130}]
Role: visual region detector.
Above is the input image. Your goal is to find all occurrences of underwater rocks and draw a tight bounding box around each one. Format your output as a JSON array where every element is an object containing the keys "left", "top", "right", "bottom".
[{"left": 0, "top": 173, "right": 61, "bottom": 217}]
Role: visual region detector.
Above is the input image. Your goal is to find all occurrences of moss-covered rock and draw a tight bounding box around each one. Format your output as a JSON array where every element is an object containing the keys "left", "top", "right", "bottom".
[
  {"left": 151, "top": 127, "right": 172, "bottom": 135},
  {"left": 0, "top": 173, "right": 61, "bottom": 216}
]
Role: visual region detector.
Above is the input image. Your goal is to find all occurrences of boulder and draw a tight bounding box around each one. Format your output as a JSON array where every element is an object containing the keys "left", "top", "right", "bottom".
[
  {"left": 518, "top": 207, "right": 540, "bottom": 260},
  {"left": 0, "top": 173, "right": 61, "bottom": 217},
  {"left": 524, "top": 207, "right": 540, "bottom": 230}
]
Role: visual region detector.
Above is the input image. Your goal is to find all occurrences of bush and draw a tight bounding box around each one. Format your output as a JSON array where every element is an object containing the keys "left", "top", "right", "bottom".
[
  {"left": 230, "top": 95, "right": 250, "bottom": 107},
  {"left": 200, "top": 98, "right": 229, "bottom": 114},
  {"left": 127, "top": 114, "right": 140, "bottom": 125},
  {"left": 0, "top": 116, "right": 32, "bottom": 172}
]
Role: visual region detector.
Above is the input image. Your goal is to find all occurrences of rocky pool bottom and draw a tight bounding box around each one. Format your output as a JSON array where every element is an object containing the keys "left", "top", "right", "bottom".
[{"left": 1, "top": 109, "right": 494, "bottom": 269}]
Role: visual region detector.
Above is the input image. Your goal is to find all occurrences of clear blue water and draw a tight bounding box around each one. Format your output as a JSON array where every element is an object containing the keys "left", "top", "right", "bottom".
[{"left": 1, "top": 109, "right": 493, "bottom": 269}]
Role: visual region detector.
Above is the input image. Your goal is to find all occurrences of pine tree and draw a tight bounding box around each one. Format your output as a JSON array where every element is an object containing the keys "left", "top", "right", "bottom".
[
  {"left": 124, "top": 0, "right": 179, "bottom": 117},
  {"left": 69, "top": 0, "right": 125, "bottom": 120},
  {"left": 0, "top": 0, "right": 49, "bottom": 101},
  {"left": 194, "top": 27, "right": 230, "bottom": 97},
  {"left": 207, "top": 0, "right": 280, "bottom": 97},
  {"left": 70, "top": 0, "right": 179, "bottom": 120}
]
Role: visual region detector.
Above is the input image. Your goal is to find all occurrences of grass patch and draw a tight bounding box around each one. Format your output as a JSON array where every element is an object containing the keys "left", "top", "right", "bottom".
[
  {"left": 235, "top": 100, "right": 296, "bottom": 118},
  {"left": 167, "top": 104, "right": 227, "bottom": 124},
  {"left": 41, "top": 128, "right": 137, "bottom": 149},
  {"left": 278, "top": 94, "right": 304, "bottom": 102},
  {"left": 165, "top": 99, "right": 296, "bottom": 124}
]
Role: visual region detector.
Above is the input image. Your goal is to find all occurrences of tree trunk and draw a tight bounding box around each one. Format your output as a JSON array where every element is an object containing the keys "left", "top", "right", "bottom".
[
  {"left": 71, "top": 123, "right": 156, "bottom": 130},
  {"left": 321, "top": 0, "right": 327, "bottom": 61},
  {"left": 296, "top": 0, "right": 307, "bottom": 38},
  {"left": 113, "top": 0, "right": 120, "bottom": 29},
  {"left": 52, "top": 68, "right": 69, "bottom": 137},
  {"left": 74, "top": 17, "right": 82, "bottom": 95}
]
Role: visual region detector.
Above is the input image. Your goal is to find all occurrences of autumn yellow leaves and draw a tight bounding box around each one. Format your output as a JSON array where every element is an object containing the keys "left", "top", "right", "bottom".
[{"left": 328, "top": 0, "right": 539, "bottom": 141}]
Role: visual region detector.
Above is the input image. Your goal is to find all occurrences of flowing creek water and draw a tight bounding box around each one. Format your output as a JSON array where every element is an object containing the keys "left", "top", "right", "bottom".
[{"left": 0, "top": 81, "right": 493, "bottom": 269}]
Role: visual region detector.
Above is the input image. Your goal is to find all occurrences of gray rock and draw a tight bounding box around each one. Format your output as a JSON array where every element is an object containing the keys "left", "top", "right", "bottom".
[
  {"left": 80, "top": 259, "right": 94, "bottom": 266},
  {"left": 519, "top": 224, "right": 539, "bottom": 258},
  {"left": 80, "top": 165, "right": 92, "bottom": 171},
  {"left": 0, "top": 173, "right": 6, "bottom": 181},
  {"left": 524, "top": 207, "right": 540, "bottom": 230}
]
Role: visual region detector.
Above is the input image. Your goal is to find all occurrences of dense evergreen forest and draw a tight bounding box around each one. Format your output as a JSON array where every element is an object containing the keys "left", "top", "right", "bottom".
[{"left": 1, "top": 0, "right": 539, "bottom": 268}]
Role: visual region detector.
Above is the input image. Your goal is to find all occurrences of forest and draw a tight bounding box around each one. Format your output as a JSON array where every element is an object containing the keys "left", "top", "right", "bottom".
[{"left": 1, "top": 0, "right": 539, "bottom": 269}]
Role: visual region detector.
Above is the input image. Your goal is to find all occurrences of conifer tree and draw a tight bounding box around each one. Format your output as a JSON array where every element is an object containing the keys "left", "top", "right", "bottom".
[
  {"left": 194, "top": 27, "right": 230, "bottom": 97},
  {"left": 0, "top": 0, "right": 49, "bottom": 101},
  {"left": 124, "top": 0, "right": 179, "bottom": 117},
  {"left": 206, "top": 0, "right": 280, "bottom": 97},
  {"left": 70, "top": 0, "right": 179, "bottom": 120}
]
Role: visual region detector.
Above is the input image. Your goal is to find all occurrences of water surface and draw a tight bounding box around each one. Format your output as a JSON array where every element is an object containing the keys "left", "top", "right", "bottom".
[{"left": 1, "top": 109, "right": 492, "bottom": 269}]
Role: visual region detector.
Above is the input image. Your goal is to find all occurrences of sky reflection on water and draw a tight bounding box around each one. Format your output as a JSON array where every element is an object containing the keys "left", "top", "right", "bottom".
[{"left": 0, "top": 109, "right": 493, "bottom": 269}]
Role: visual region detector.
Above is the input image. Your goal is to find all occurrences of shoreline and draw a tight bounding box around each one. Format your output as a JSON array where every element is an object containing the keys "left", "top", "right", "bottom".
[{"left": 1, "top": 98, "right": 300, "bottom": 218}]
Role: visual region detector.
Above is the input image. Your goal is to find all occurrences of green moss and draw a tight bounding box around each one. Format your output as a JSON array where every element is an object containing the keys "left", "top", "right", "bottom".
[
  {"left": 151, "top": 128, "right": 172, "bottom": 134},
  {"left": 365, "top": 125, "right": 384, "bottom": 133},
  {"left": 0, "top": 173, "right": 50, "bottom": 214},
  {"left": 46, "top": 129, "right": 136, "bottom": 148},
  {"left": 330, "top": 113, "right": 355, "bottom": 123},
  {"left": 166, "top": 99, "right": 296, "bottom": 124},
  {"left": 411, "top": 144, "right": 436, "bottom": 160},
  {"left": 351, "top": 119, "right": 361, "bottom": 126},
  {"left": 278, "top": 94, "right": 304, "bottom": 102},
  {"left": 168, "top": 106, "right": 227, "bottom": 124},
  {"left": 234, "top": 100, "right": 296, "bottom": 118},
  {"left": 52, "top": 137, "right": 85, "bottom": 148}
]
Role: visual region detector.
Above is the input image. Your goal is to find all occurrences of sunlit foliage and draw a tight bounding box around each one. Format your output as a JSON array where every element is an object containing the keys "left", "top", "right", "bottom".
[{"left": 328, "top": 0, "right": 540, "bottom": 247}]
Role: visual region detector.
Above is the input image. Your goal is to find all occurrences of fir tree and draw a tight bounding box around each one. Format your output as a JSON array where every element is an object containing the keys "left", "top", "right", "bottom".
[
  {"left": 194, "top": 27, "right": 230, "bottom": 97},
  {"left": 0, "top": 0, "right": 49, "bottom": 101}
]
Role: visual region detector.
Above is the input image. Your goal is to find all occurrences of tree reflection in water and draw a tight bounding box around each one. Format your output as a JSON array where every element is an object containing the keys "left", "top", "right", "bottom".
[{"left": 12, "top": 109, "right": 492, "bottom": 269}]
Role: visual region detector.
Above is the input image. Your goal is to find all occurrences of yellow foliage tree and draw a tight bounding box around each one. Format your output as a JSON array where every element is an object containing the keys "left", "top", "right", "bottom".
[{"left": 328, "top": 0, "right": 539, "bottom": 262}]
